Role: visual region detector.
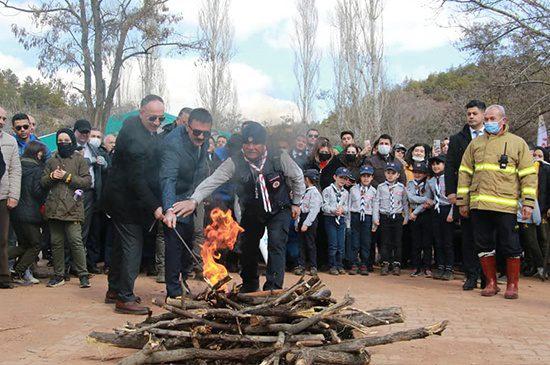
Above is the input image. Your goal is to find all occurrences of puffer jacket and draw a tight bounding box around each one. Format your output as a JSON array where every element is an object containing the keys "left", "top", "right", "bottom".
[
  {"left": 0, "top": 132, "right": 21, "bottom": 201},
  {"left": 456, "top": 125, "right": 537, "bottom": 214},
  {"left": 10, "top": 158, "right": 46, "bottom": 224},
  {"left": 41, "top": 152, "right": 92, "bottom": 222}
]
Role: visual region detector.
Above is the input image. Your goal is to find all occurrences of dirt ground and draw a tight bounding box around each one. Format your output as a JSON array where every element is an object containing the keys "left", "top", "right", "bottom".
[{"left": 1, "top": 266, "right": 549, "bottom": 365}]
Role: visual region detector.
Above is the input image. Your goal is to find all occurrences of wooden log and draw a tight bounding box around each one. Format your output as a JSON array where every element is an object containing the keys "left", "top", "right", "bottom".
[
  {"left": 244, "top": 295, "right": 354, "bottom": 335},
  {"left": 89, "top": 331, "right": 148, "bottom": 349},
  {"left": 138, "top": 312, "right": 177, "bottom": 326},
  {"left": 321, "top": 320, "right": 449, "bottom": 352},
  {"left": 140, "top": 347, "right": 275, "bottom": 364},
  {"left": 288, "top": 348, "right": 370, "bottom": 365},
  {"left": 341, "top": 307, "right": 404, "bottom": 327},
  {"left": 161, "top": 304, "right": 236, "bottom": 331},
  {"left": 118, "top": 336, "right": 162, "bottom": 365}
]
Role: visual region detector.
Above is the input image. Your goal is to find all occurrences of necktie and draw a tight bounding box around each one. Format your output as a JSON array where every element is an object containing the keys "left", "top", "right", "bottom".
[
  {"left": 473, "top": 130, "right": 480, "bottom": 139},
  {"left": 333, "top": 184, "right": 342, "bottom": 225},
  {"left": 360, "top": 186, "right": 367, "bottom": 222},
  {"left": 244, "top": 151, "right": 272, "bottom": 213},
  {"left": 434, "top": 176, "right": 441, "bottom": 212}
]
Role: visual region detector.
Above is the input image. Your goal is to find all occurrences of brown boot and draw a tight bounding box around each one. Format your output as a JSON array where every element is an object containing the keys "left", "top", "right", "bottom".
[
  {"left": 504, "top": 257, "right": 520, "bottom": 300},
  {"left": 115, "top": 300, "right": 151, "bottom": 315},
  {"left": 104, "top": 290, "right": 117, "bottom": 304},
  {"left": 479, "top": 255, "right": 499, "bottom": 297}
]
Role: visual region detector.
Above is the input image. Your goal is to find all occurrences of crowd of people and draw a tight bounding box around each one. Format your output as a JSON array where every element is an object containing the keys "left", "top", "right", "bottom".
[{"left": 0, "top": 97, "right": 548, "bottom": 314}]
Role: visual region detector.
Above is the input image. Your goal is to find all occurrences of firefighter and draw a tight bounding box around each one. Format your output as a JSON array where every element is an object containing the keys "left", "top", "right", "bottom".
[{"left": 456, "top": 105, "right": 537, "bottom": 300}]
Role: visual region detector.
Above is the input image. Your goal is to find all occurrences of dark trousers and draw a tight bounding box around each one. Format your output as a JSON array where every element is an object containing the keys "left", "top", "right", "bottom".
[
  {"left": 82, "top": 190, "right": 94, "bottom": 259},
  {"left": 0, "top": 200, "right": 10, "bottom": 284},
  {"left": 108, "top": 220, "right": 145, "bottom": 302},
  {"left": 380, "top": 214, "right": 404, "bottom": 264},
  {"left": 520, "top": 223, "right": 544, "bottom": 268},
  {"left": 286, "top": 219, "right": 300, "bottom": 269},
  {"left": 8, "top": 222, "right": 42, "bottom": 275},
  {"left": 316, "top": 215, "right": 329, "bottom": 269},
  {"left": 297, "top": 214, "right": 318, "bottom": 269},
  {"left": 164, "top": 221, "right": 194, "bottom": 298},
  {"left": 350, "top": 213, "right": 372, "bottom": 266},
  {"left": 471, "top": 210, "right": 522, "bottom": 257},
  {"left": 432, "top": 206, "right": 454, "bottom": 269},
  {"left": 460, "top": 217, "right": 481, "bottom": 278},
  {"left": 240, "top": 208, "right": 291, "bottom": 292},
  {"left": 86, "top": 209, "right": 103, "bottom": 268},
  {"left": 324, "top": 217, "right": 346, "bottom": 269},
  {"left": 410, "top": 212, "right": 433, "bottom": 270}
]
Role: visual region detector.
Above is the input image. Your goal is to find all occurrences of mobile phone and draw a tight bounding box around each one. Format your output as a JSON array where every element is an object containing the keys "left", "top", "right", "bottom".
[{"left": 433, "top": 139, "right": 441, "bottom": 150}]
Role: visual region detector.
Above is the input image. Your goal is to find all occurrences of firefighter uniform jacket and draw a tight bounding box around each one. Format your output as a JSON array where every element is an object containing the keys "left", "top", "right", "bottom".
[{"left": 456, "top": 125, "right": 537, "bottom": 214}]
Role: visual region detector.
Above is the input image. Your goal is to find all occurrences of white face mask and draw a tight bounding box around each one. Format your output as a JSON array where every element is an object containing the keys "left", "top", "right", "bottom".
[
  {"left": 89, "top": 137, "right": 101, "bottom": 148},
  {"left": 378, "top": 144, "right": 391, "bottom": 156},
  {"left": 412, "top": 155, "right": 424, "bottom": 162}
]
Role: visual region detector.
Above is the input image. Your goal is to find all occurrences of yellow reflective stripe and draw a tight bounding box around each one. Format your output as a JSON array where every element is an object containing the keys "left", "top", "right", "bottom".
[
  {"left": 457, "top": 187, "right": 470, "bottom": 194},
  {"left": 459, "top": 165, "right": 473, "bottom": 175},
  {"left": 470, "top": 194, "right": 518, "bottom": 208},
  {"left": 522, "top": 187, "right": 536, "bottom": 196},
  {"left": 518, "top": 166, "right": 537, "bottom": 177},
  {"left": 474, "top": 163, "right": 517, "bottom": 174}
]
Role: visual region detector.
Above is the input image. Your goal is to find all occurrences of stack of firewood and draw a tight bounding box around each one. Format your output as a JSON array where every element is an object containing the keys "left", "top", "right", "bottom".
[{"left": 89, "top": 276, "right": 448, "bottom": 365}]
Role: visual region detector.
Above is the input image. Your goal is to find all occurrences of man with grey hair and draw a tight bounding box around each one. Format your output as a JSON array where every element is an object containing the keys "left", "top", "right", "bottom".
[
  {"left": 0, "top": 106, "right": 22, "bottom": 289},
  {"left": 103, "top": 95, "right": 165, "bottom": 314},
  {"left": 456, "top": 104, "right": 537, "bottom": 300}
]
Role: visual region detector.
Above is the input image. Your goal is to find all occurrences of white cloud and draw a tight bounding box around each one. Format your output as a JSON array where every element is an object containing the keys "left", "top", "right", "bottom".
[{"left": 0, "top": 53, "right": 41, "bottom": 79}]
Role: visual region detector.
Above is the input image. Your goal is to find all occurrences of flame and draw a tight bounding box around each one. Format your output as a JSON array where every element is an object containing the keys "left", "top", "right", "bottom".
[{"left": 201, "top": 208, "right": 244, "bottom": 288}]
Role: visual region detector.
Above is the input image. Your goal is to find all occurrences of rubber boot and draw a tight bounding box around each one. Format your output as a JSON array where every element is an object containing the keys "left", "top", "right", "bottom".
[
  {"left": 504, "top": 257, "right": 520, "bottom": 300},
  {"left": 479, "top": 255, "right": 499, "bottom": 297}
]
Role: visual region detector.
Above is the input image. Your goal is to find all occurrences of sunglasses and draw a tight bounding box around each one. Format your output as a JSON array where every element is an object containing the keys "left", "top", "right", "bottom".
[
  {"left": 15, "top": 124, "right": 30, "bottom": 131},
  {"left": 307, "top": 134, "right": 319, "bottom": 138},
  {"left": 148, "top": 115, "right": 166, "bottom": 122},
  {"left": 189, "top": 126, "right": 211, "bottom": 138}
]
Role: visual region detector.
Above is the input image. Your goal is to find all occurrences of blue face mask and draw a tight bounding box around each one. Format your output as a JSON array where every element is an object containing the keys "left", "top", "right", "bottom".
[{"left": 484, "top": 120, "right": 501, "bottom": 134}]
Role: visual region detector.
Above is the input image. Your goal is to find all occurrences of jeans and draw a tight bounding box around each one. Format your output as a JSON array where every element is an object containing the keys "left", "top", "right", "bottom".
[
  {"left": 49, "top": 220, "right": 88, "bottom": 277},
  {"left": 8, "top": 222, "right": 42, "bottom": 275},
  {"left": 350, "top": 213, "right": 372, "bottom": 266},
  {"left": 164, "top": 221, "right": 194, "bottom": 298},
  {"left": 324, "top": 216, "right": 346, "bottom": 269}
]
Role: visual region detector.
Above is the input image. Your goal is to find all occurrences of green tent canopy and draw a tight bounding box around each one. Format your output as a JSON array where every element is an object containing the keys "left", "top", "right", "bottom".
[{"left": 39, "top": 110, "right": 177, "bottom": 151}]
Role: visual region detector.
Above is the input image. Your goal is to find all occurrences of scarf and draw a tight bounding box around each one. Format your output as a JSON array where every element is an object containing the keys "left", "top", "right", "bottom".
[{"left": 244, "top": 150, "right": 272, "bottom": 213}]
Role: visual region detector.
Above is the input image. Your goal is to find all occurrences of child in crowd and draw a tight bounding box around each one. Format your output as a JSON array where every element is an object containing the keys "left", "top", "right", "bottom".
[
  {"left": 373, "top": 162, "right": 409, "bottom": 276},
  {"left": 349, "top": 165, "right": 376, "bottom": 275},
  {"left": 426, "top": 155, "right": 454, "bottom": 280},
  {"left": 406, "top": 161, "right": 433, "bottom": 277},
  {"left": 322, "top": 167, "right": 351, "bottom": 275},
  {"left": 294, "top": 169, "right": 323, "bottom": 276}
]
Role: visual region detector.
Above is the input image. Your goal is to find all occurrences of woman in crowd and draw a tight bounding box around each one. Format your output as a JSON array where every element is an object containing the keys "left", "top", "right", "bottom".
[
  {"left": 8, "top": 141, "right": 47, "bottom": 285},
  {"left": 403, "top": 143, "right": 431, "bottom": 181},
  {"left": 41, "top": 128, "right": 92, "bottom": 288},
  {"left": 320, "top": 144, "right": 364, "bottom": 190}
]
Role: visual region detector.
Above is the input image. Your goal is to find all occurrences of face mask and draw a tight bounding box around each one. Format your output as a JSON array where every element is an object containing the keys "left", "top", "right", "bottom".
[
  {"left": 57, "top": 142, "right": 75, "bottom": 158},
  {"left": 378, "top": 145, "right": 391, "bottom": 156},
  {"left": 345, "top": 154, "right": 356, "bottom": 163},
  {"left": 89, "top": 137, "right": 101, "bottom": 148},
  {"left": 412, "top": 155, "right": 424, "bottom": 162},
  {"left": 484, "top": 120, "right": 501, "bottom": 135},
  {"left": 319, "top": 152, "right": 331, "bottom": 162}
]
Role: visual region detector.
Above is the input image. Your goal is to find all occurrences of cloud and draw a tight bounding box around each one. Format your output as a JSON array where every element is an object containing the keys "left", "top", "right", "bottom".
[{"left": 0, "top": 53, "right": 41, "bottom": 79}]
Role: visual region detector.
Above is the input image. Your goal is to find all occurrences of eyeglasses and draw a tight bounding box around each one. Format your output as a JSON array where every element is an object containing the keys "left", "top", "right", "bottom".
[
  {"left": 148, "top": 115, "right": 166, "bottom": 122},
  {"left": 307, "top": 134, "right": 319, "bottom": 138},
  {"left": 15, "top": 124, "right": 30, "bottom": 131},
  {"left": 189, "top": 126, "right": 211, "bottom": 138}
]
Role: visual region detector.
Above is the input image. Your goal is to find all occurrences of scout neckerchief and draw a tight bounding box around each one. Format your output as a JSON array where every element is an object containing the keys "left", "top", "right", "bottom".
[
  {"left": 331, "top": 183, "right": 343, "bottom": 225},
  {"left": 244, "top": 150, "right": 272, "bottom": 213}
]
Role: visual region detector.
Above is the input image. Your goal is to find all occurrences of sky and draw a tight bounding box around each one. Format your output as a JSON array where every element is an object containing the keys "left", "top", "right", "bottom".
[{"left": 0, "top": 0, "right": 468, "bottom": 123}]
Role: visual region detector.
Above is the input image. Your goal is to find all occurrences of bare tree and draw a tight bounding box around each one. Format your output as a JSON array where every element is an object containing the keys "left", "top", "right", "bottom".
[
  {"left": 329, "top": 0, "right": 385, "bottom": 141},
  {"left": 197, "top": 0, "right": 238, "bottom": 129},
  {"left": 0, "top": 0, "right": 199, "bottom": 131},
  {"left": 292, "top": 0, "right": 321, "bottom": 124}
]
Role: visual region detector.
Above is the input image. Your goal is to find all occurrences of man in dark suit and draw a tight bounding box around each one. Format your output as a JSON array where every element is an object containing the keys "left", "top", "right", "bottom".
[
  {"left": 103, "top": 95, "right": 165, "bottom": 314},
  {"left": 445, "top": 99, "right": 486, "bottom": 290},
  {"left": 161, "top": 108, "right": 212, "bottom": 299}
]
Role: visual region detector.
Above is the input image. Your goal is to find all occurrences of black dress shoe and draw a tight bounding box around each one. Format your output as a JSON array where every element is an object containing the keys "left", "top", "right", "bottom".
[
  {"left": 462, "top": 276, "right": 477, "bottom": 290},
  {"left": 88, "top": 266, "right": 101, "bottom": 274}
]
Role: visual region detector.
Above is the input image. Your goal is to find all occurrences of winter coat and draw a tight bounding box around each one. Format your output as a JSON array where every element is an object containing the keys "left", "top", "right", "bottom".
[
  {"left": 456, "top": 125, "right": 537, "bottom": 214},
  {"left": 10, "top": 157, "right": 46, "bottom": 224},
  {"left": 41, "top": 151, "right": 92, "bottom": 222},
  {"left": 320, "top": 153, "right": 365, "bottom": 190},
  {"left": 0, "top": 132, "right": 21, "bottom": 201},
  {"left": 445, "top": 124, "right": 472, "bottom": 196},
  {"left": 537, "top": 161, "right": 550, "bottom": 217},
  {"left": 103, "top": 116, "right": 162, "bottom": 224},
  {"left": 363, "top": 153, "right": 406, "bottom": 188}
]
